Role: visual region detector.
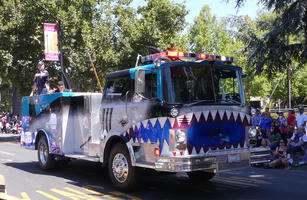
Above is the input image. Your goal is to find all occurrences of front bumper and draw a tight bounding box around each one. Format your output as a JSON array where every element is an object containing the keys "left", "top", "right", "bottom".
[
  {"left": 154, "top": 151, "right": 250, "bottom": 172},
  {"left": 250, "top": 146, "right": 271, "bottom": 165}
]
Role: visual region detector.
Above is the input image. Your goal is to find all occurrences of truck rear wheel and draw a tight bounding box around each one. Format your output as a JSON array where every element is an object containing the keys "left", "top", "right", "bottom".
[
  {"left": 187, "top": 171, "right": 216, "bottom": 182},
  {"left": 37, "top": 136, "right": 56, "bottom": 171},
  {"left": 108, "top": 143, "right": 140, "bottom": 191}
]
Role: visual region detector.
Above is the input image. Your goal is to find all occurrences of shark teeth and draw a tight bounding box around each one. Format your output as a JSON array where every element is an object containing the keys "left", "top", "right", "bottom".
[
  {"left": 176, "top": 116, "right": 183, "bottom": 127},
  {"left": 194, "top": 112, "right": 202, "bottom": 122},
  {"left": 211, "top": 110, "right": 217, "bottom": 120},
  {"left": 232, "top": 111, "right": 238, "bottom": 121},
  {"left": 141, "top": 119, "right": 149, "bottom": 128},
  {"left": 135, "top": 122, "right": 141, "bottom": 130},
  {"left": 239, "top": 112, "right": 245, "bottom": 122},
  {"left": 185, "top": 113, "right": 193, "bottom": 124},
  {"left": 149, "top": 118, "right": 157, "bottom": 128},
  {"left": 160, "top": 140, "right": 170, "bottom": 157},
  {"left": 203, "top": 110, "right": 209, "bottom": 121},
  {"left": 191, "top": 147, "right": 197, "bottom": 155},
  {"left": 168, "top": 118, "right": 175, "bottom": 128},
  {"left": 226, "top": 110, "right": 231, "bottom": 120},
  {"left": 158, "top": 117, "right": 167, "bottom": 128},
  {"left": 217, "top": 110, "right": 224, "bottom": 119}
]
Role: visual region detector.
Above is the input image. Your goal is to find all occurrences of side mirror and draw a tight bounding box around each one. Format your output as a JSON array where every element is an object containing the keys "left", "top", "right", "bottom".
[{"left": 135, "top": 69, "right": 145, "bottom": 93}]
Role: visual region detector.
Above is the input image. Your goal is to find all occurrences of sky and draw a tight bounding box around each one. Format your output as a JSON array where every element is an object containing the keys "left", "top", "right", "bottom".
[{"left": 131, "top": 0, "right": 264, "bottom": 24}]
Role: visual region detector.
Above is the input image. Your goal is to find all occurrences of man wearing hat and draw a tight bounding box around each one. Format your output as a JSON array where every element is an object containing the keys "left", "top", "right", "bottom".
[
  {"left": 30, "top": 61, "right": 50, "bottom": 96},
  {"left": 296, "top": 106, "right": 307, "bottom": 129}
]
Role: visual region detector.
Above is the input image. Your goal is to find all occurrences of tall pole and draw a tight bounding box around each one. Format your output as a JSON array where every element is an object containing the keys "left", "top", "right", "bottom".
[
  {"left": 287, "top": 34, "right": 291, "bottom": 108},
  {"left": 57, "top": 0, "right": 64, "bottom": 82}
]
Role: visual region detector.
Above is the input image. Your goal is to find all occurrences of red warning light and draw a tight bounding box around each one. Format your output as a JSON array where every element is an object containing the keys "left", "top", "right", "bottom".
[
  {"left": 154, "top": 148, "right": 160, "bottom": 156},
  {"left": 167, "top": 50, "right": 179, "bottom": 57},
  {"left": 200, "top": 53, "right": 206, "bottom": 60}
]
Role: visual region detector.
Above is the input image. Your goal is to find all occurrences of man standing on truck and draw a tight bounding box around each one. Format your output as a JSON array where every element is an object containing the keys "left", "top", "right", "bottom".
[{"left": 30, "top": 61, "right": 50, "bottom": 96}]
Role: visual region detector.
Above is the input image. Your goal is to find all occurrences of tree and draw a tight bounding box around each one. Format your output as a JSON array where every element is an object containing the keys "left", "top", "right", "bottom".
[
  {"left": 0, "top": 0, "right": 189, "bottom": 114},
  {"left": 133, "top": 0, "right": 188, "bottom": 52},
  {"left": 231, "top": 7, "right": 307, "bottom": 106},
  {"left": 231, "top": 0, "right": 306, "bottom": 76}
]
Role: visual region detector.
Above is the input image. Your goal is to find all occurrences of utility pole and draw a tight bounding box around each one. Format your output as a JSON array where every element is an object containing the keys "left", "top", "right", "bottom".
[
  {"left": 57, "top": 0, "right": 64, "bottom": 82},
  {"left": 287, "top": 33, "right": 291, "bottom": 108}
]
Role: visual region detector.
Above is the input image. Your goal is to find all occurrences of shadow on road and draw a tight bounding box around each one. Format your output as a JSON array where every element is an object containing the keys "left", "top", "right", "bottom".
[{"left": 3, "top": 160, "right": 257, "bottom": 200}]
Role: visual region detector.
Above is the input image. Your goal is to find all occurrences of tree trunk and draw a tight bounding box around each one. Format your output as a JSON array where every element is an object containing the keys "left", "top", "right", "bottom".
[{"left": 12, "top": 86, "right": 22, "bottom": 116}]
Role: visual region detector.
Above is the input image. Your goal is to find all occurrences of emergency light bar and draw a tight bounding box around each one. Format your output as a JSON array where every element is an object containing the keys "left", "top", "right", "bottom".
[{"left": 141, "top": 50, "right": 237, "bottom": 64}]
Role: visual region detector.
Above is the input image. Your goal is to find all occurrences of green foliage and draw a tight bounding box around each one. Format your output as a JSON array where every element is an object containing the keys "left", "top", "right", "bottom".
[
  {"left": 232, "top": 0, "right": 306, "bottom": 76},
  {"left": 0, "top": 0, "right": 188, "bottom": 94},
  {"left": 0, "top": 78, "right": 12, "bottom": 112},
  {"left": 188, "top": 5, "right": 235, "bottom": 55},
  {"left": 232, "top": 9, "right": 307, "bottom": 105},
  {"left": 134, "top": 0, "right": 188, "bottom": 52}
]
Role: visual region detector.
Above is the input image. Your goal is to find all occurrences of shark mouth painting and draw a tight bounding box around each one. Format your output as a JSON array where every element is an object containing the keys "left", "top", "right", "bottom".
[{"left": 123, "top": 110, "right": 251, "bottom": 155}]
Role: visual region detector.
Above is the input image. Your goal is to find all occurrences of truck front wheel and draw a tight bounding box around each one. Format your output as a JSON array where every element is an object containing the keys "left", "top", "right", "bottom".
[
  {"left": 37, "top": 136, "right": 56, "bottom": 171},
  {"left": 108, "top": 143, "right": 140, "bottom": 191},
  {"left": 187, "top": 171, "right": 216, "bottom": 182}
]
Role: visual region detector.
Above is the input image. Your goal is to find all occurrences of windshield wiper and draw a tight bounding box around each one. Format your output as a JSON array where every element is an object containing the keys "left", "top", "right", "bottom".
[
  {"left": 228, "top": 99, "right": 242, "bottom": 104},
  {"left": 222, "top": 98, "right": 241, "bottom": 105},
  {"left": 185, "top": 99, "right": 215, "bottom": 106}
]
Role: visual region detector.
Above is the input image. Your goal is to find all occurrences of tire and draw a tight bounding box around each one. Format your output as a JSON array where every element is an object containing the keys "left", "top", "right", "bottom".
[
  {"left": 187, "top": 171, "right": 216, "bottom": 182},
  {"left": 108, "top": 143, "right": 140, "bottom": 191},
  {"left": 37, "top": 136, "right": 56, "bottom": 171}
]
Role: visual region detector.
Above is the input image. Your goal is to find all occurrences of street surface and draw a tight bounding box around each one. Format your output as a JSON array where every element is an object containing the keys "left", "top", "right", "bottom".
[{"left": 0, "top": 133, "right": 306, "bottom": 200}]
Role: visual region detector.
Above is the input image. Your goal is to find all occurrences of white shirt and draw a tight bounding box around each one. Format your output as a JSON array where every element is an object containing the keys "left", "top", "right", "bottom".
[{"left": 296, "top": 113, "right": 307, "bottom": 127}]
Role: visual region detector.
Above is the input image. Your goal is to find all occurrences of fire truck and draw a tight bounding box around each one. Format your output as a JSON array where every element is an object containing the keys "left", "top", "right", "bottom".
[{"left": 21, "top": 49, "right": 270, "bottom": 190}]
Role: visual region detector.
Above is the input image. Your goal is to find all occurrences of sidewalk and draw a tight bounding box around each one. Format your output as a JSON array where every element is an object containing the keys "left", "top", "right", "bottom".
[{"left": 0, "top": 133, "right": 20, "bottom": 143}]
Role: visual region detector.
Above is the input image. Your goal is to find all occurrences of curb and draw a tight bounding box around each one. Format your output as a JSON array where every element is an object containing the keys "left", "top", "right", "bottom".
[{"left": 0, "top": 174, "right": 5, "bottom": 193}]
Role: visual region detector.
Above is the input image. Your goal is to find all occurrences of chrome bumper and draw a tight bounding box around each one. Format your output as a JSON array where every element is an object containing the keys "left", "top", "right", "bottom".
[
  {"left": 250, "top": 147, "right": 271, "bottom": 164},
  {"left": 154, "top": 152, "right": 250, "bottom": 172}
]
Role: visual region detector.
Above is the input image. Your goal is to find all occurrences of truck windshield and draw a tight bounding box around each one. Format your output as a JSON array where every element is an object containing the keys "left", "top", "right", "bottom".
[{"left": 162, "top": 64, "right": 245, "bottom": 105}]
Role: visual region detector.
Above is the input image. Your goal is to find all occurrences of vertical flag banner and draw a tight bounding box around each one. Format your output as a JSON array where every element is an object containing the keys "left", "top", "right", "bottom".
[{"left": 44, "top": 23, "right": 59, "bottom": 61}]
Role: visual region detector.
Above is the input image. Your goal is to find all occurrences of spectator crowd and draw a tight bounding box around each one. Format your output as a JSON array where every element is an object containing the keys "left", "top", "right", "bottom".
[
  {"left": 252, "top": 105, "right": 307, "bottom": 169},
  {"left": 0, "top": 111, "right": 21, "bottom": 134}
]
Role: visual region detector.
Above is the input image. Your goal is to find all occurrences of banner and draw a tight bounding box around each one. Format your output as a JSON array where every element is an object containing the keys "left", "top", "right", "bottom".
[{"left": 44, "top": 23, "right": 59, "bottom": 61}]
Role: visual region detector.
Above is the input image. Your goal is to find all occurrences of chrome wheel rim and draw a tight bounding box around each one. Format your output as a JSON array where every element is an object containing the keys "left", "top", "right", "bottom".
[
  {"left": 39, "top": 142, "right": 48, "bottom": 165},
  {"left": 112, "top": 153, "right": 129, "bottom": 183}
]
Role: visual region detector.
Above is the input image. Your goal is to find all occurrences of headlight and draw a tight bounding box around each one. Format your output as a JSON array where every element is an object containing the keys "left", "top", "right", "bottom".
[
  {"left": 169, "top": 129, "right": 187, "bottom": 150},
  {"left": 175, "top": 129, "right": 186, "bottom": 144},
  {"left": 170, "top": 108, "right": 179, "bottom": 118},
  {"left": 248, "top": 127, "right": 257, "bottom": 137}
]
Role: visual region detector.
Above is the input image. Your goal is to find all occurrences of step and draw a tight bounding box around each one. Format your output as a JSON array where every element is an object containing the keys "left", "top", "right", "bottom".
[
  {"left": 64, "top": 154, "right": 100, "bottom": 162},
  {"left": 250, "top": 154, "right": 271, "bottom": 158}
]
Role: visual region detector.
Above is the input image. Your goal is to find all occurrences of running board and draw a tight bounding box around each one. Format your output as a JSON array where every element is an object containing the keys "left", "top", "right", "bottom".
[{"left": 64, "top": 154, "right": 100, "bottom": 162}]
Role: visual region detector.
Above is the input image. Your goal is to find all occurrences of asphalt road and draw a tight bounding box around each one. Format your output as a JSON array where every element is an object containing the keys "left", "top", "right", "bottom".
[{"left": 1, "top": 133, "right": 306, "bottom": 200}]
